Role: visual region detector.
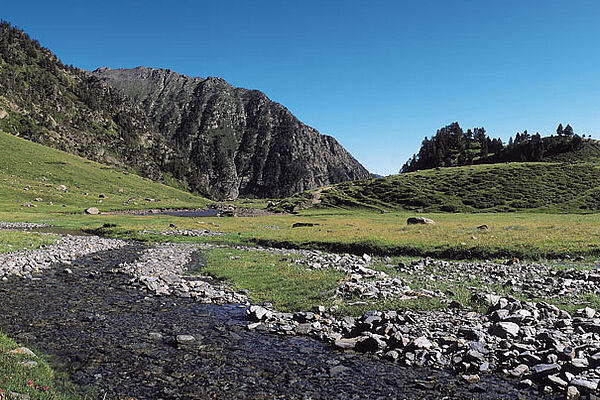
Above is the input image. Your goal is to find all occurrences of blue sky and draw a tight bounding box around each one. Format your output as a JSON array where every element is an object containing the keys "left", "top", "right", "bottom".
[{"left": 3, "top": 1, "right": 600, "bottom": 175}]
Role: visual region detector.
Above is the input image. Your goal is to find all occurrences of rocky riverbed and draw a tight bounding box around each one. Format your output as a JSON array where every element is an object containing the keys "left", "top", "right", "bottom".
[
  {"left": 236, "top": 247, "right": 600, "bottom": 399},
  {"left": 0, "top": 234, "right": 546, "bottom": 399}
]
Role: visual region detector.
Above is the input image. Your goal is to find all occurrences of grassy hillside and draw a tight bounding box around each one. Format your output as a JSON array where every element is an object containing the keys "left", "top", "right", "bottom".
[
  {"left": 0, "top": 131, "right": 206, "bottom": 212},
  {"left": 273, "top": 162, "right": 600, "bottom": 214},
  {"left": 545, "top": 139, "right": 600, "bottom": 163}
]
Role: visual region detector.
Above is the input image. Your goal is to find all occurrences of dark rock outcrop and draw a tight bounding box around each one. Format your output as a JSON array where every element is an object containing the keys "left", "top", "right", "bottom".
[{"left": 92, "top": 67, "right": 370, "bottom": 199}]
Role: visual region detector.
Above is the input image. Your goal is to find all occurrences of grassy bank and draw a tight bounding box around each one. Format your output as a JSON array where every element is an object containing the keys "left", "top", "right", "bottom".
[
  {"left": 202, "top": 248, "right": 344, "bottom": 311},
  {"left": 0, "top": 231, "right": 57, "bottom": 254},
  {"left": 199, "top": 246, "right": 600, "bottom": 317},
  {"left": 0, "top": 331, "right": 89, "bottom": 399}
]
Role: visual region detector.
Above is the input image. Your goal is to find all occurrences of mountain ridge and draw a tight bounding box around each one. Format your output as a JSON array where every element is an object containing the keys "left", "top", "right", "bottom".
[
  {"left": 92, "top": 66, "right": 370, "bottom": 199},
  {"left": 0, "top": 21, "right": 369, "bottom": 200}
]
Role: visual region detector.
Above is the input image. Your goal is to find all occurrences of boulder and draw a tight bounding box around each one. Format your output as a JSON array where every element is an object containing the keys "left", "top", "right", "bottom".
[
  {"left": 406, "top": 217, "right": 435, "bottom": 225},
  {"left": 85, "top": 207, "right": 100, "bottom": 215},
  {"left": 246, "top": 305, "right": 272, "bottom": 321}
]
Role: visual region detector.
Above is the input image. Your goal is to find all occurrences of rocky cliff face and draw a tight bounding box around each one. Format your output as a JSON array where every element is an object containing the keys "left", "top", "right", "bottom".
[{"left": 93, "top": 67, "right": 370, "bottom": 199}]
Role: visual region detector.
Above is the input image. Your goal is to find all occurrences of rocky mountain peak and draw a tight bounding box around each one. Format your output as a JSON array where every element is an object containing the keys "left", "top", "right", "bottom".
[{"left": 93, "top": 67, "right": 370, "bottom": 199}]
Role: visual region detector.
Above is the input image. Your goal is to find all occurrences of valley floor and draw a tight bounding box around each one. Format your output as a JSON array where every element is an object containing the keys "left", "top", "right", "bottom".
[{"left": 2, "top": 208, "right": 600, "bottom": 399}]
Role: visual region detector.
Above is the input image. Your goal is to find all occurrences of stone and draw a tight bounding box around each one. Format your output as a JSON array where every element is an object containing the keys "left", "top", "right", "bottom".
[
  {"left": 459, "top": 327, "right": 484, "bottom": 341},
  {"left": 570, "top": 379, "right": 598, "bottom": 393},
  {"left": 518, "top": 379, "right": 533, "bottom": 389},
  {"left": 406, "top": 217, "right": 435, "bottom": 225},
  {"left": 246, "top": 305, "right": 272, "bottom": 321},
  {"left": 547, "top": 374, "right": 568, "bottom": 388},
  {"left": 9, "top": 393, "right": 30, "bottom": 400},
  {"left": 329, "top": 365, "right": 350, "bottom": 376},
  {"left": 411, "top": 336, "right": 433, "bottom": 350},
  {"left": 8, "top": 347, "right": 37, "bottom": 358},
  {"left": 461, "top": 374, "right": 480, "bottom": 384},
  {"left": 569, "top": 358, "right": 589, "bottom": 370},
  {"left": 148, "top": 332, "right": 163, "bottom": 340},
  {"left": 19, "top": 360, "right": 38, "bottom": 368},
  {"left": 175, "top": 334, "right": 196, "bottom": 344},
  {"left": 509, "top": 364, "right": 529, "bottom": 377},
  {"left": 313, "top": 305, "right": 326, "bottom": 314},
  {"left": 566, "top": 386, "right": 581, "bottom": 400},
  {"left": 489, "top": 322, "right": 519, "bottom": 338},
  {"left": 334, "top": 338, "right": 359, "bottom": 350},
  {"left": 384, "top": 350, "right": 400, "bottom": 361},
  {"left": 295, "top": 323, "right": 312, "bottom": 335},
  {"left": 531, "top": 363, "right": 561, "bottom": 378},
  {"left": 85, "top": 207, "right": 100, "bottom": 215},
  {"left": 355, "top": 335, "right": 387, "bottom": 352},
  {"left": 292, "top": 222, "right": 318, "bottom": 228}
]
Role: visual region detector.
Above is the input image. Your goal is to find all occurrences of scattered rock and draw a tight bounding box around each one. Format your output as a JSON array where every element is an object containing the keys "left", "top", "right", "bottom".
[
  {"left": 8, "top": 347, "right": 37, "bottom": 357},
  {"left": 406, "top": 217, "right": 435, "bottom": 225},
  {"left": 292, "top": 222, "right": 319, "bottom": 228}
]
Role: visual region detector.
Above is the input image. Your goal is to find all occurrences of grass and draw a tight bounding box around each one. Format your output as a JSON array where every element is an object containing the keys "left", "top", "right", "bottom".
[
  {"left": 0, "top": 331, "right": 90, "bottom": 399},
  {"left": 0, "top": 130, "right": 207, "bottom": 213},
  {"left": 193, "top": 244, "right": 600, "bottom": 317},
  {"left": 3, "top": 208, "right": 600, "bottom": 261},
  {"left": 272, "top": 162, "right": 600, "bottom": 214},
  {"left": 199, "top": 247, "right": 600, "bottom": 317},
  {"left": 0, "top": 231, "right": 57, "bottom": 254},
  {"left": 202, "top": 248, "right": 344, "bottom": 311}
]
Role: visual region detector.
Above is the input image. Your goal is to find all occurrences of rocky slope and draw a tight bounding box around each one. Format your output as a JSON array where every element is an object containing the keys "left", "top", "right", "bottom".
[
  {"left": 92, "top": 67, "right": 370, "bottom": 199},
  {"left": 0, "top": 21, "right": 167, "bottom": 180}
]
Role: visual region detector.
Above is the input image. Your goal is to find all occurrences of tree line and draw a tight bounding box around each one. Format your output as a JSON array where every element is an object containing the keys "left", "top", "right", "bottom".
[{"left": 401, "top": 122, "right": 588, "bottom": 173}]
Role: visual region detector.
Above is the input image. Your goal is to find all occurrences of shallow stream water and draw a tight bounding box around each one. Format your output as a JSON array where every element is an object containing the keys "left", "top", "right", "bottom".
[{"left": 0, "top": 242, "right": 548, "bottom": 399}]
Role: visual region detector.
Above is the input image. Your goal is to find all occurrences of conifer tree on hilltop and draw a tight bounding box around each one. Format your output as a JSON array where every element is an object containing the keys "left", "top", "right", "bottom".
[{"left": 401, "top": 122, "right": 586, "bottom": 173}]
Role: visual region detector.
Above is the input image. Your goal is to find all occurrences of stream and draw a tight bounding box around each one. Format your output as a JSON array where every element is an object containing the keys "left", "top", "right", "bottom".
[{"left": 0, "top": 241, "right": 547, "bottom": 399}]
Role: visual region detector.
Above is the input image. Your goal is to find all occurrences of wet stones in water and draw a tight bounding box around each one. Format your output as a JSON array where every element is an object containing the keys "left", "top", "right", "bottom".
[
  {"left": 0, "top": 245, "right": 542, "bottom": 400},
  {"left": 176, "top": 334, "right": 196, "bottom": 344}
]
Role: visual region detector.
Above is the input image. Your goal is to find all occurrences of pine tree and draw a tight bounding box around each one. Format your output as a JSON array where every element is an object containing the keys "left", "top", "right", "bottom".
[{"left": 564, "top": 124, "right": 574, "bottom": 136}]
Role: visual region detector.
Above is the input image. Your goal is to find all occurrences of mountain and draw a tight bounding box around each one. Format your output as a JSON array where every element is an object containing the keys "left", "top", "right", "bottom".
[
  {"left": 270, "top": 161, "right": 600, "bottom": 214},
  {"left": 0, "top": 21, "right": 369, "bottom": 199},
  {"left": 0, "top": 21, "right": 168, "bottom": 181},
  {"left": 92, "top": 67, "right": 370, "bottom": 199}
]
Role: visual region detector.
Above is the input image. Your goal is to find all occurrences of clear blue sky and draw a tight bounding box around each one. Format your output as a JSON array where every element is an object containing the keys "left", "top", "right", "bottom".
[{"left": 4, "top": 0, "right": 600, "bottom": 175}]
